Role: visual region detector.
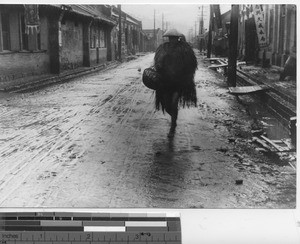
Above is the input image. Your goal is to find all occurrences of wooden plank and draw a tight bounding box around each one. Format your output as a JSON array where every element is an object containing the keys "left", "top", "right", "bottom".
[
  {"left": 204, "top": 57, "right": 223, "bottom": 61},
  {"left": 252, "top": 137, "right": 276, "bottom": 151},
  {"left": 260, "top": 135, "right": 285, "bottom": 152},
  {"left": 280, "top": 139, "right": 292, "bottom": 148},
  {"left": 208, "top": 64, "right": 228, "bottom": 69},
  {"left": 288, "top": 162, "right": 296, "bottom": 171},
  {"left": 228, "top": 85, "right": 268, "bottom": 95},
  {"left": 272, "top": 140, "right": 284, "bottom": 143},
  {"left": 209, "top": 61, "right": 245, "bottom": 69}
]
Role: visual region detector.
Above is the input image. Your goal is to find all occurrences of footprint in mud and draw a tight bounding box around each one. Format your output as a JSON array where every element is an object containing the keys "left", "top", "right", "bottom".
[
  {"left": 69, "top": 153, "right": 77, "bottom": 159},
  {"left": 37, "top": 171, "right": 57, "bottom": 180},
  {"left": 192, "top": 146, "right": 201, "bottom": 151},
  {"left": 67, "top": 144, "right": 76, "bottom": 152},
  {"left": 100, "top": 95, "right": 113, "bottom": 106},
  {"left": 216, "top": 147, "right": 229, "bottom": 153}
]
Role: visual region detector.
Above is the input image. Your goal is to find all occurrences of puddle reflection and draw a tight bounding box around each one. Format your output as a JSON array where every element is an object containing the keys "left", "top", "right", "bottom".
[{"left": 142, "top": 136, "right": 190, "bottom": 206}]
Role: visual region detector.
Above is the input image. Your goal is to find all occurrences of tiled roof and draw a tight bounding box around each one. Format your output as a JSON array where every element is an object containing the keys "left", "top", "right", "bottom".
[
  {"left": 71, "top": 5, "right": 116, "bottom": 25},
  {"left": 143, "top": 29, "right": 163, "bottom": 35},
  {"left": 111, "top": 5, "right": 142, "bottom": 27},
  {"left": 48, "top": 4, "right": 116, "bottom": 26}
]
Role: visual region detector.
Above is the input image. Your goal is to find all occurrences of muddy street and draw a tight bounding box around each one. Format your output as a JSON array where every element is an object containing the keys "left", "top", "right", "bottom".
[{"left": 0, "top": 53, "right": 296, "bottom": 208}]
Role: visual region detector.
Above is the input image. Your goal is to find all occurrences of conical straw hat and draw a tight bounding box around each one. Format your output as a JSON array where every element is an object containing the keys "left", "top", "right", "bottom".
[{"left": 163, "top": 28, "right": 183, "bottom": 37}]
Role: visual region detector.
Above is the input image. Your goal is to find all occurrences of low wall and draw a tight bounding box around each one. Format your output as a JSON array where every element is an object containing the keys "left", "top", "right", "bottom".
[
  {"left": 0, "top": 51, "right": 50, "bottom": 82},
  {"left": 90, "top": 48, "right": 107, "bottom": 66}
]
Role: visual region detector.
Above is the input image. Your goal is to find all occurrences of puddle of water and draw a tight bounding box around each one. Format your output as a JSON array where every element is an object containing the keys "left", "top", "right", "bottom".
[
  {"left": 262, "top": 116, "right": 289, "bottom": 140},
  {"left": 239, "top": 95, "right": 290, "bottom": 141}
]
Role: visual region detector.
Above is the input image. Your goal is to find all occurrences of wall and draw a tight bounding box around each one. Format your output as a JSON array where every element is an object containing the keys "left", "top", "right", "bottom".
[
  {"left": 0, "top": 5, "right": 115, "bottom": 82},
  {"left": 238, "top": 4, "right": 296, "bottom": 67},
  {"left": 0, "top": 8, "right": 50, "bottom": 82},
  {"left": 9, "top": 12, "right": 20, "bottom": 51},
  {"left": 89, "top": 48, "right": 107, "bottom": 66},
  {"left": 0, "top": 52, "right": 50, "bottom": 82},
  {"left": 40, "top": 16, "right": 49, "bottom": 51},
  {"left": 110, "top": 27, "right": 117, "bottom": 60},
  {"left": 60, "top": 19, "right": 84, "bottom": 71}
]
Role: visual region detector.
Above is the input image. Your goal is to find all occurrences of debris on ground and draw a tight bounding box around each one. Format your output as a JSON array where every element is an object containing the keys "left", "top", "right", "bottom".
[{"left": 235, "top": 180, "right": 243, "bottom": 185}]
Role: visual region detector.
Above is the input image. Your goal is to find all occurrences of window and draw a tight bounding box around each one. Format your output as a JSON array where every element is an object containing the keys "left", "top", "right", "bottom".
[
  {"left": 125, "top": 27, "right": 128, "bottom": 45},
  {"left": 269, "top": 9, "right": 273, "bottom": 44},
  {"left": 90, "top": 25, "right": 96, "bottom": 48},
  {"left": 281, "top": 4, "right": 286, "bottom": 17},
  {"left": 61, "top": 17, "right": 66, "bottom": 25},
  {"left": 1, "top": 10, "right": 41, "bottom": 52},
  {"left": 1, "top": 12, "right": 10, "bottom": 50},
  {"left": 132, "top": 29, "right": 138, "bottom": 46},
  {"left": 20, "top": 13, "right": 29, "bottom": 50},
  {"left": 96, "top": 28, "right": 99, "bottom": 47},
  {"left": 99, "top": 29, "right": 106, "bottom": 48},
  {"left": 37, "top": 31, "right": 41, "bottom": 50},
  {"left": 97, "top": 28, "right": 100, "bottom": 47}
]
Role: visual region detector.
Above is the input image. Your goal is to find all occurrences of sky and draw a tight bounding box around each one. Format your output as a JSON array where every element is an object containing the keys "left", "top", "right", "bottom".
[{"left": 121, "top": 4, "right": 231, "bottom": 37}]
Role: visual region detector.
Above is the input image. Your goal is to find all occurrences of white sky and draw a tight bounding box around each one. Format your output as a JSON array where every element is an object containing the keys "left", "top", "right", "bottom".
[{"left": 122, "top": 4, "right": 231, "bottom": 37}]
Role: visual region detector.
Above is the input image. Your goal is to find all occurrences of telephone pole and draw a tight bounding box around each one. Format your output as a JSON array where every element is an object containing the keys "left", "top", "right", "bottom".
[
  {"left": 162, "top": 13, "right": 164, "bottom": 32},
  {"left": 199, "top": 5, "right": 205, "bottom": 52},
  {"left": 227, "top": 5, "right": 239, "bottom": 87},
  {"left": 118, "top": 4, "right": 122, "bottom": 61},
  {"left": 207, "top": 5, "right": 213, "bottom": 58},
  {"left": 200, "top": 5, "right": 204, "bottom": 35},
  {"left": 153, "top": 9, "right": 156, "bottom": 51}
]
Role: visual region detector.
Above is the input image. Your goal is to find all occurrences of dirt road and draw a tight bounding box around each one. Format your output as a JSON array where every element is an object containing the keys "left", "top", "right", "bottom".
[{"left": 0, "top": 53, "right": 296, "bottom": 208}]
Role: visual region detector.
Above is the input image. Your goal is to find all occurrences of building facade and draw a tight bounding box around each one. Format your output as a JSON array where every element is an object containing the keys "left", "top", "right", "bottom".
[
  {"left": 0, "top": 4, "right": 148, "bottom": 84},
  {"left": 0, "top": 5, "right": 52, "bottom": 81},
  {"left": 111, "top": 6, "right": 147, "bottom": 60},
  {"left": 212, "top": 10, "right": 231, "bottom": 57},
  {"left": 143, "top": 28, "right": 164, "bottom": 52},
  {"left": 205, "top": 4, "right": 296, "bottom": 69},
  {"left": 238, "top": 4, "right": 296, "bottom": 67}
]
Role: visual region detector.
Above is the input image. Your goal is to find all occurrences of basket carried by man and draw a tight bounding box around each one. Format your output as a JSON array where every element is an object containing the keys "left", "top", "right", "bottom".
[{"left": 142, "top": 66, "right": 161, "bottom": 90}]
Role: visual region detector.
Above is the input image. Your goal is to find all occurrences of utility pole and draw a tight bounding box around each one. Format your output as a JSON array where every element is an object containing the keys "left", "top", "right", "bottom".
[
  {"left": 195, "top": 21, "right": 197, "bottom": 42},
  {"left": 199, "top": 5, "right": 205, "bottom": 52},
  {"left": 207, "top": 4, "right": 213, "bottom": 58},
  {"left": 153, "top": 9, "right": 156, "bottom": 51},
  {"left": 200, "top": 5, "right": 204, "bottom": 35},
  {"left": 118, "top": 4, "right": 122, "bottom": 61},
  {"left": 227, "top": 5, "right": 239, "bottom": 87},
  {"left": 162, "top": 13, "right": 164, "bottom": 32}
]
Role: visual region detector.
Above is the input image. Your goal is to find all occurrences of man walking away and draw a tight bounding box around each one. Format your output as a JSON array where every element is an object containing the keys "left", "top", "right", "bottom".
[{"left": 154, "top": 29, "right": 198, "bottom": 137}]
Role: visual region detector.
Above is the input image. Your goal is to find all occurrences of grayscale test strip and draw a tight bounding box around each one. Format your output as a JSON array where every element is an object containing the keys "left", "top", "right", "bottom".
[{"left": 0, "top": 212, "right": 181, "bottom": 244}]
